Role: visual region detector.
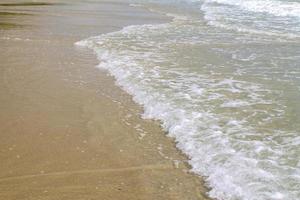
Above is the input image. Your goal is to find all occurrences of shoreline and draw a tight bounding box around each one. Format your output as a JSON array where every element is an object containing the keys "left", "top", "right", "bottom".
[{"left": 0, "top": 1, "right": 211, "bottom": 199}]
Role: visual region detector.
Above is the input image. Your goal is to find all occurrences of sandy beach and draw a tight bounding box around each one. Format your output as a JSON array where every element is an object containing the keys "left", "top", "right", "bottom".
[{"left": 0, "top": 1, "right": 209, "bottom": 199}]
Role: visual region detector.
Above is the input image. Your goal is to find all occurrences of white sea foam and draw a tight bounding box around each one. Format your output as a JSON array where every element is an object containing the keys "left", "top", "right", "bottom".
[
  {"left": 75, "top": 6, "right": 300, "bottom": 200},
  {"left": 0, "top": 36, "right": 32, "bottom": 41},
  {"left": 203, "top": 16, "right": 300, "bottom": 39},
  {"left": 204, "top": 0, "right": 300, "bottom": 18},
  {"left": 200, "top": 1, "right": 300, "bottom": 39},
  {"left": 129, "top": 3, "right": 143, "bottom": 7}
]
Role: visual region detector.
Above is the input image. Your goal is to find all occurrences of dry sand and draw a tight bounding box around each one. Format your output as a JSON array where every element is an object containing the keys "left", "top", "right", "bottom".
[{"left": 0, "top": 1, "right": 210, "bottom": 199}]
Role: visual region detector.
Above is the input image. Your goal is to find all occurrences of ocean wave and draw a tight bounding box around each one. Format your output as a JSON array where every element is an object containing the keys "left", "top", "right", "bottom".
[
  {"left": 200, "top": 0, "right": 300, "bottom": 39},
  {"left": 204, "top": 0, "right": 300, "bottom": 18},
  {"left": 75, "top": 6, "right": 300, "bottom": 199}
]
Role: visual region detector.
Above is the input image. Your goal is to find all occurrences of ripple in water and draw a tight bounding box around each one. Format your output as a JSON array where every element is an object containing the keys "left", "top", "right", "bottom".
[{"left": 76, "top": 0, "right": 300, "bottom": 199}]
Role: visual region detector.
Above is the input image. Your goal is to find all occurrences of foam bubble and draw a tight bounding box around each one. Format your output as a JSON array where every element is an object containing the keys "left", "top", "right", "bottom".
[
  {"left": 205, "top": 0, "right": 300, "bottom": 18},
  {"left": 75, "top": 9, "right": 300, "bottom": 199}
]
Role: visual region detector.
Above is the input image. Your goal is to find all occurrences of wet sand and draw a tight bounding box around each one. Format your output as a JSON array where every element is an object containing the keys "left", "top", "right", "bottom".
[{"left": 0, "top": 1, "right": 210, "bottom": 199}]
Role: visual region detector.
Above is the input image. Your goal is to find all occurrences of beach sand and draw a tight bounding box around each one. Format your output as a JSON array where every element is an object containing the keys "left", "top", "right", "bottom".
[{"left": 0, "top": 1, "right": 210, "bottom": 199}]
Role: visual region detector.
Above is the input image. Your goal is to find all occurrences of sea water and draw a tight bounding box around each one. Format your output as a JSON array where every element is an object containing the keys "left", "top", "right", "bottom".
[{"left": 76, "top": 0, "right": 300, "bottom": 199}]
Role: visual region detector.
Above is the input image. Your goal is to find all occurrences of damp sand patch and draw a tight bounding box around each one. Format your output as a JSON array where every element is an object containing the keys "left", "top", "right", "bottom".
[
  {"left": 0, "top": 2, "right": 63, "bottom": 6},
  {"left": 0, "top": 22, "right": 24, "bottom": 29},
  {"left": 0, "top": 12, "right": 32, "bottom": 29},
  {"left": 0, "top": 11, "right": 32, "bottom": 16}
]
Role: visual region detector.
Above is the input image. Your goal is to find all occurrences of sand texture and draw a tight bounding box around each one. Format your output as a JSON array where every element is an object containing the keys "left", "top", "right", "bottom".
[{"left": 0, "top": 1, "right": 210, "bottom": 199}]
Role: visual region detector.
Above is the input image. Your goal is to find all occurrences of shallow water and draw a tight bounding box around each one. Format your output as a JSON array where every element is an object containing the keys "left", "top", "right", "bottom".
[{"left": 77, "top": 0, "right": 300, "bottom": 199}]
